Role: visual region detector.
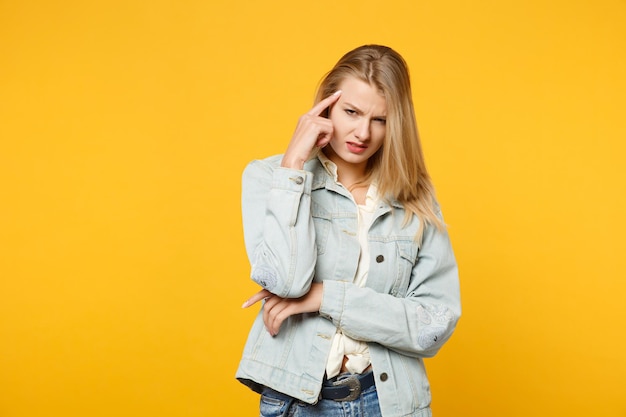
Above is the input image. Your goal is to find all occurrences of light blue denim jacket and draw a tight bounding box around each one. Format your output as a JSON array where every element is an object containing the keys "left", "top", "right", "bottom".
[{"left": 236, "top": 155, "right": 461, "bottom": 417}]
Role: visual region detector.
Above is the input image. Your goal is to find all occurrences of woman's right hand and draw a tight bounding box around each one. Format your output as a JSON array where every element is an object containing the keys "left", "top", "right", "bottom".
[
  {"left": 242, "top": 283, "right": 324, "bottom": 337},
  {"left": 281, "top": 91, "right": 342, "bottom": 170}
]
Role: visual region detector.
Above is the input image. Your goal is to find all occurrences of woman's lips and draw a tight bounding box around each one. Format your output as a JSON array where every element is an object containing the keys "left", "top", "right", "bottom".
[{"left": 346, "top": 142, "right": 367, "bottom": 154}]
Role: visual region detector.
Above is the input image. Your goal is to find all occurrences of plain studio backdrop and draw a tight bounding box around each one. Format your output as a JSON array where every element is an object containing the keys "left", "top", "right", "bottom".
[{"left": 1, "top": 1, "right": 625, "bottom": 416}]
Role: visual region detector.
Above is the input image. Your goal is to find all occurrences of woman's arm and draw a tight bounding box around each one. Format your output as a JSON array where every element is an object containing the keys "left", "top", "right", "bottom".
[
  {"left": 244, "top": 215, "right": 461, "bottom": 356},
  {"left": 242, "top": 159, "right": 318, "bottom": 298},
  {"left": 241, "top": 92, "right": 342, "bottom": 298},
  {"left": 319, "top": 221, "right": 461, "bottom": 358}
]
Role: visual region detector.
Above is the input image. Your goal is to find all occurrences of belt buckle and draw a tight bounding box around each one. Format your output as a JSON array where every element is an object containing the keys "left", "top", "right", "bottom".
[{"left": 332, "top": 374, "right": 361, "bottom": 402}]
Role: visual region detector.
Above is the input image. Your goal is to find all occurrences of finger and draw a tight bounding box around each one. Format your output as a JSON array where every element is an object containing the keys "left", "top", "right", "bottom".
[
  {"left": 312, "top": 116, "right": 334, "bottom": 146},
  {"left": 263, "top": 297, "right": 289, "bottom": 334},
  {"left": 306, "top": 90, "right": 342, "bottom": 117},
  {"left": 268, "top": 302, "right": 295, "bottom": 336},
  {"left": 266, "top": 301, "right": 292, "bottom": 336},
  {"left": 315, "top": 128, "right": 334, "bottom": 148},
  {"left": 241, "top": 289, "right": 272, "bottom": 308},
  {"left": 262, "top": 296, "right": 283, "bottom": 331}
]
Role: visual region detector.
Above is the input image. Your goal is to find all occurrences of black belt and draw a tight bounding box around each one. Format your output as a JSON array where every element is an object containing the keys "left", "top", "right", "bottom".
[{"left": 320, "top": 371, "right": 375, "bottom": 402}]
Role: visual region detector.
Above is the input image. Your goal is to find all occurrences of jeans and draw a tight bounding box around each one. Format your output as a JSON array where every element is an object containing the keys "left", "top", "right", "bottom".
[{"left": 259, "top": 384, "right": 382, "bottom": 417}]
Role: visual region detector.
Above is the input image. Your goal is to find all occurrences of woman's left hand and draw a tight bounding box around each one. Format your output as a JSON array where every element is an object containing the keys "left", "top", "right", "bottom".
[{"left": 242, "top": 283, "right": 324, "bottom": 336}]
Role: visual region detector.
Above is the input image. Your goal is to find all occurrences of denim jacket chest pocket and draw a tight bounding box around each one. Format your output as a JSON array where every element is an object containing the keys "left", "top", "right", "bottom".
[
  {"left": 311, "top": 199, "right": 361, "bottom": 283},
  {"left": 311, "top": 189, "right": 420, "bottom": 295},
  {"left": 368, "top": 237, "right": 419, "bottom": 297}
]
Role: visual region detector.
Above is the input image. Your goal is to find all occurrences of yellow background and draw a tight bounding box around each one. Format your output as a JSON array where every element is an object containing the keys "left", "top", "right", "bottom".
[{"left": 1, "top": 1, "right": 625, "bottom": 416}]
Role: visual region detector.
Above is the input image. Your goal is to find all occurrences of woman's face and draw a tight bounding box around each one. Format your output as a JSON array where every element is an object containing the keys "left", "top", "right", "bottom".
[{"left": 326, "top": 77, "right": 387, "bottom": 171}]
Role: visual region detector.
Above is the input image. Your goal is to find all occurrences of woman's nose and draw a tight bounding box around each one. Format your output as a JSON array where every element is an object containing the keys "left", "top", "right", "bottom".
[{"left": 354, "top": 120, "right": 370, "bottom": 141}]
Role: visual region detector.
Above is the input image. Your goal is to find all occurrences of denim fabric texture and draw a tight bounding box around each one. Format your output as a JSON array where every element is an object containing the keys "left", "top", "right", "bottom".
[
  {"left": 260, "top": 383, "right": 386, "bottom": 417},
  {"left": 237, "top": 155, "right": 460, "bottom": 417}
]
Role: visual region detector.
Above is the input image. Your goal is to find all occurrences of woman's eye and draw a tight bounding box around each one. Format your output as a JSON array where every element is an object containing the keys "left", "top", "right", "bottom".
[
  {"left": 344, "top": 109, "right": 356, "bottom": 115},
  {"left": 374, "top": 118, "right": 386, "bottom": 124}
]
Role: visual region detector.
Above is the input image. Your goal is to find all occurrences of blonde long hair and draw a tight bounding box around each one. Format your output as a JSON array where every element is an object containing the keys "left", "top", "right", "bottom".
[{"left": 314, "top": 45, "right": 444, "bottom": 243}]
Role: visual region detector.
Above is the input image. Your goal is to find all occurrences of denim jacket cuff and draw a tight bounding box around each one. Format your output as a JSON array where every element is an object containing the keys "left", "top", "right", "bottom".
[
  {"left": 319, "top": 280, "right": 346, "bottom": 326},
  {"left": 271, "top": 167, "right": 312, "bottom": 194}
]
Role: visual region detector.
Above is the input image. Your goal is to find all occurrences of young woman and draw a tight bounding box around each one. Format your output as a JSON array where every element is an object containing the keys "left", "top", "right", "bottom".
[{"left": 237, "top": 45, "right": 461, "bottom": 417}]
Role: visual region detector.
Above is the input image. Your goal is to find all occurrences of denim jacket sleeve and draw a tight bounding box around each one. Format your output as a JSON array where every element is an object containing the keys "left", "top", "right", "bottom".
[
  {"left": 241, "top": 157, "right": 317, "bottom": 298},
  {"left": 319, "top": 216, "right": 461, "bottom": 358}
]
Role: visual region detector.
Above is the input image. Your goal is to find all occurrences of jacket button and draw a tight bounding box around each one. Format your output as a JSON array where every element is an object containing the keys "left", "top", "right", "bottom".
[
  {"left": 294, "top": 176, "right": 304, "bottom": 185},
  {"left": 380, "top": 373, "right": 388, "bottom": 382},
  {"left": 376, "top": 255, "right": 384, "bottom": 263}
]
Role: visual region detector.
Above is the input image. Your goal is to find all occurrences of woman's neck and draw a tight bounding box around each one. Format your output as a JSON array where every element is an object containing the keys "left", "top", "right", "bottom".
[{"left": 322, "top": 148, "right": 370, "bottom": 203}]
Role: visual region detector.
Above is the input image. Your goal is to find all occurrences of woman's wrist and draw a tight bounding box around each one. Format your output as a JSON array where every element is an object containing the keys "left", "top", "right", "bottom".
[{"left": 280, "top": 155, "right": 305, "bottom": 170}]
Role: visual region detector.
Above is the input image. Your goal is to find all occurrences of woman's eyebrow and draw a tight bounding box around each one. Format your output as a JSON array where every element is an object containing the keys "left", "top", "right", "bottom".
[
  {"left": 343, "top": 102, "right": 363, "bottom": 113},
  {"left": 343, "top": 102, "right": 386, "bottom": 118}
]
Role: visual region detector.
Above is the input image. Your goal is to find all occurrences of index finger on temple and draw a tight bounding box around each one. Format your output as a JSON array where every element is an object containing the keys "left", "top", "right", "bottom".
[{"left": 307, "top": 90, "right": 342, "bottom": 116}]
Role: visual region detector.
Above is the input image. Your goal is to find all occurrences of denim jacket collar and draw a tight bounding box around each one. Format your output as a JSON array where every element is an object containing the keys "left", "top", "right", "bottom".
[{"left": 305, "top": 157, "right": 404, "bottom": 215}]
